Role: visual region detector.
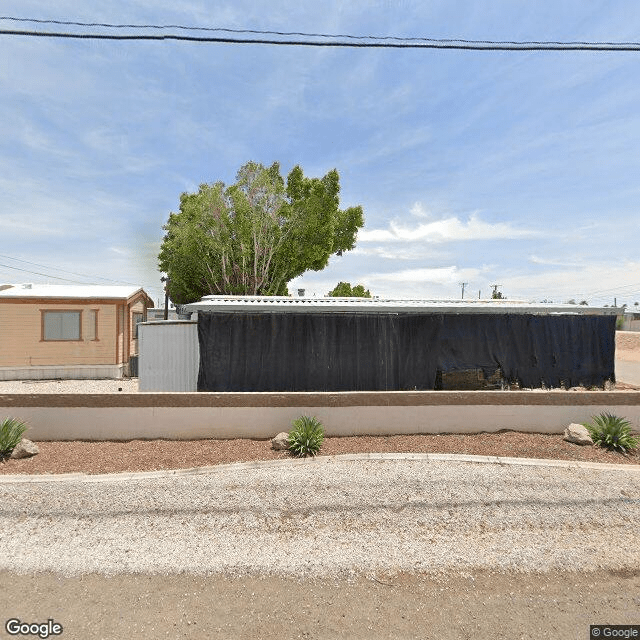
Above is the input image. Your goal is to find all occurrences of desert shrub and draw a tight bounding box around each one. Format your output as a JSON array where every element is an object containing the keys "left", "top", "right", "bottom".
[
  {"left": 583, "top": 412, "right": 638, "bottom": 453},
  {"left": 0, "top": 417, "right": 28, "bottom": 458},
  {"left": 288, "top": 415, "right": 324, "bottom": 458}
]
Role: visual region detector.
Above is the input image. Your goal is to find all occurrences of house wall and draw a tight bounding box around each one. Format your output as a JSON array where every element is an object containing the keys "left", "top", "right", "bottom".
[
  {"left": 0, "top": 300, "right": 118, "bottom": 368},
  {"left": 128, "top": 298, "right": 146, "bottom": 357},
  {"left": 116, "top": 304, "right": 125, "bottom": 365}
]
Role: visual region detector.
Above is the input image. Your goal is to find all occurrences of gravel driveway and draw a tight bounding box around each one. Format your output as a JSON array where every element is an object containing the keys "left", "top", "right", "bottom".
[{"left": 1, "top": 458, "right": 638, "bottom": 578}]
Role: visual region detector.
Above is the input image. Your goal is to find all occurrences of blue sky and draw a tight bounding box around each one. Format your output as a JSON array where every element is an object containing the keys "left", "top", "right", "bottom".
[{"left": 2, "top": 1, "right": 640, "bottom": 306}]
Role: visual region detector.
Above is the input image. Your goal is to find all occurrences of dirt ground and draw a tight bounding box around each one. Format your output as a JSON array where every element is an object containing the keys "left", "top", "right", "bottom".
[
  {"left": 617, "top": 331, "right": 640, "bottom": 362},
  {"left": 2, "top": 430, "right": 638, "bottom": 475},
  {"left": 1, "top": 569, "right": 638, "bottom": 639}
]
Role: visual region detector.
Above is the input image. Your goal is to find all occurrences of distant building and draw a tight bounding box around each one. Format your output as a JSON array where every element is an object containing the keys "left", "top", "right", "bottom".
[
  {"left": 620, "top": 310, "right": 640, "bottom": 332},
  {"left": 0, "top": 284, "right": 153, "bottom": 380}
]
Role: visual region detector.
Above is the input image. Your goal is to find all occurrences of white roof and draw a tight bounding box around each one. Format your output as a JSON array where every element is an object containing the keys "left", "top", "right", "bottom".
[
  {"left": 185, "top": 295, "right": 618, "bottom": 315},
  {"left": 0, "top": 284, "right": 148, "bottom": 300}
]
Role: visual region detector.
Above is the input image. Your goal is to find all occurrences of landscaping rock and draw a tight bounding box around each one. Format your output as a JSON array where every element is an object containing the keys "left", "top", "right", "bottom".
[
  {"left": 271, "top": 432, "right": 290, "bottom": 451},
  {"left": 563, "top": 424, "right": 594, "bottom": 446},
  {"left": 10, "top": 438, "right": 39, "bottom": 459}
]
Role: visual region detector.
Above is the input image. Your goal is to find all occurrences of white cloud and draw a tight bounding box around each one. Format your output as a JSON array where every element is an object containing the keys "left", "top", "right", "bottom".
[
  {"left": 367, "top": 265, "right": 484, "bottom": 285},
  {"left": 409, "top": 202, "right": 433, "bottom": 218},
  {"left": 502, "top": 260, "right": 640, "bottom": 305},
  {"left": 358, "top": 211, "right": 539, "bottom": 243},
  {"left": 528, "top": 255, "right": 585, "bottom": 268},
  {"left": 352, "top": 245, "right": 451, "bottom": 261}
]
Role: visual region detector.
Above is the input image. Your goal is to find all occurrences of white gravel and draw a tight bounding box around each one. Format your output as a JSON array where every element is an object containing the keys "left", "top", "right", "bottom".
[
  {"left": 1, "top": 459, "right": 638, "bottom": 578},
  {"left": 0, "top": 379, "right": 139, "bottom": 393}
]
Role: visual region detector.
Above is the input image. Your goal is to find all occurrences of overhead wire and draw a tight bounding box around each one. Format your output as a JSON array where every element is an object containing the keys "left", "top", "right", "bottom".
[
  {"left": 0, "top": 17, "right": 639, "bottom": 50},
  {"left": 0, "top": 17, "right": 636, "bottom": 46},
  {"left": 1, "top": 30, "right": 639, "bottom": 50},
  {"left": 0, "top": 254, "right": 141, "bottom": 286},
  {"left": 0, "top": 262, "right": 96, "bottom": 284},
  {"left": 0, "top": 253, "right": 138, "bottom": 285}
]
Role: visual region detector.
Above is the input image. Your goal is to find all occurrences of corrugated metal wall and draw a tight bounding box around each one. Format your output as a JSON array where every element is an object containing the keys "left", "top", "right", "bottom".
[{"left": 138, "top": 321, "right": 199, "bottom": 391}]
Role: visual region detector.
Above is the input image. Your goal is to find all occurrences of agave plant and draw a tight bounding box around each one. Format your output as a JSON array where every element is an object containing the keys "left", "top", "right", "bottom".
[
  {"left": 0, "top": 417, "right": 28, "bottom": 458},
  {"left": 583, "top": 412, "right": 639, "bottom": 453},
  {"left": 288, "top": 415, "right": 324, "bottom": 458}
]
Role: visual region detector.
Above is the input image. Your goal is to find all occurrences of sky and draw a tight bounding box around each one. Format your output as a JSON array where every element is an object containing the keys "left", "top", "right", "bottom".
[{"left": 2, "top": 1, "right": 640, "bottom": 307}]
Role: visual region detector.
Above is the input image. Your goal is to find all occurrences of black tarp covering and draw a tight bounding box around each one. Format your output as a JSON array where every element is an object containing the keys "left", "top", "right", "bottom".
[{"left": 197, "top": 312, "right": 616, "bottom": 391}]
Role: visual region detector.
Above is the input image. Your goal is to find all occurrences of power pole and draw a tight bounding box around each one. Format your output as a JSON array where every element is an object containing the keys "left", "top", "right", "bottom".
[
  {"left": 161, "top": 276, "right": 170, "bottom": 320},
  {"left": 460, "top": 282, "right": 468, "bottom": 299}
]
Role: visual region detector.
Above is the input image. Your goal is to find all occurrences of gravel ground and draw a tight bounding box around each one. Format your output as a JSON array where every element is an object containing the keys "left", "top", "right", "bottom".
[
  {"left": 0, "top": 378, "right": 139, "bottom": 393},
  {"left": 1, "top": 459, "right": 639, "bottom": 579}
]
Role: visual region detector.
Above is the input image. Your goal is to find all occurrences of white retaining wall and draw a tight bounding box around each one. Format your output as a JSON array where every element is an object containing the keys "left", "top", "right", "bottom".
[{"left": 1, "top": 391, "right": 639, "bottom": 441}]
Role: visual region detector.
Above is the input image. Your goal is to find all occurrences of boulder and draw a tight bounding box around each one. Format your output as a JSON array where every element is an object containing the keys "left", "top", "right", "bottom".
[
  {"left": 10, "top": 438, "right": 39, "bottom": 459},
  {"left": 563, "top": 423, "right": 594, "bottom": 446},
  {"left": 271, "top": 432, "right": 290, "bottom": 451}
]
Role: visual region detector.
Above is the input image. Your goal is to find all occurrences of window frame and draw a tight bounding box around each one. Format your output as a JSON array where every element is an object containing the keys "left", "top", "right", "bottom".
[
  {"left": 85, "top": 309, "right": 100, "bottom": 342},
  {"left": 41, "top": 310, "right": 83, "bottom": 342}
]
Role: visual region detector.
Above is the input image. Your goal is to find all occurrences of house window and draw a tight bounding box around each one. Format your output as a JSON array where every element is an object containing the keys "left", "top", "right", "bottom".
[
  {"left": 42, "top": 311, "right": 82, "bottom": 341},
  {"left": 132, "top": 312, "right": 144, "bottom": 339}
]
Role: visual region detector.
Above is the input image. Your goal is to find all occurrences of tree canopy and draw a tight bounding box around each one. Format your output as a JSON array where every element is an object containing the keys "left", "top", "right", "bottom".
[
  {"left": 328, "top": 282, "right": 372, "bottom": 297},
  {"left": 158, "top": 162, "right": 364, "bottom": 304}
]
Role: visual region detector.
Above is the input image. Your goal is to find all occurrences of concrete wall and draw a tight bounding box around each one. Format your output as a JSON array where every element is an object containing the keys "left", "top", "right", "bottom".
[
  {"left": 621, "top": 317, "right": 640, "bottom": 332},
  {"left": 1, "top": 391, "right": 639, "bottom": 441}
]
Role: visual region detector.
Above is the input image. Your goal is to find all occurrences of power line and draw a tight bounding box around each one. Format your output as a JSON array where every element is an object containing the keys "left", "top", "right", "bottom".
[
  {"left": 0, "top": 262, "right": 95, "bottom": 283},
  {"left": 0, "top": 17, "right": 637, "bottom": 47},
  {"left": 0, "top": 261, "right": 163, "bottom": 297},
  {"left": 579, "top": 280, "right": 640, "bottom": 299},
  {"left": 0, "top": 22, "right": 639, "bottom": 50},
  {"left": 0, "top": 253, "right": 139, "bottom": 286}
]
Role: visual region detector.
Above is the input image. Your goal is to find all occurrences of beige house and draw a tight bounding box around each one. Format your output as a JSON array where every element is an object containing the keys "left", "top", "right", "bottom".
[{"left": 0, "top": 284, "right": 153, "bottom": 380}]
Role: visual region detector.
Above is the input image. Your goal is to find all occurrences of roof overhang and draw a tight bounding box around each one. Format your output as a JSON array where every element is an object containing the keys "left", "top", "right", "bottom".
[{"left": 185, "top": 295, "right": 619, "bottom": 316}]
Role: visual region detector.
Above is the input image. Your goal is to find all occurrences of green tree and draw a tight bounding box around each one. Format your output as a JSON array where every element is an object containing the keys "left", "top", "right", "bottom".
[
  {"left": 158, "top": 162, "right": 364, "bottom": 304},
  {"left": 328, "top": 282, "right": 372, "bottom": 297}
]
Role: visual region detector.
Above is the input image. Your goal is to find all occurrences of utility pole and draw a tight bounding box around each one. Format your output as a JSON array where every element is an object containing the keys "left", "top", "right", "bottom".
[
  {"left": 460, "top": 282, "right": 468, "bottom": 299},
  {"left": 161, "top": 276, "right": 170, "bottom": 320}
]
